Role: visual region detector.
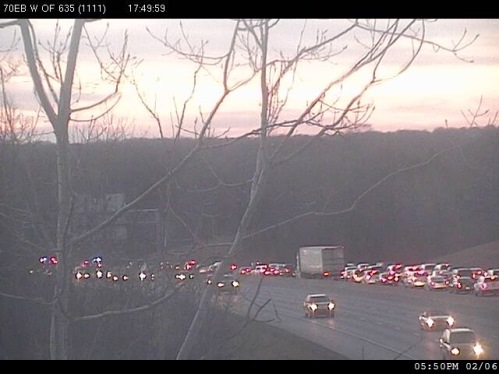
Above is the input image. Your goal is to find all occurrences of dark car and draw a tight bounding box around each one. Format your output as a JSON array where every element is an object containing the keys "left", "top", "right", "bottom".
[
  {"left": 440, "top": 327, "right": 485, "bottom": 360},
  {"left": 214, "top": 273, "right": 240, "bottom": 294},
  {"left": 449, "top": 276, "right": 474, "bottom": 294},
  {"left": 303, "top": 294, "right": 335, "bottom": 318},
  {"left": 418, "top": 309, "right": 455, "bottom": 331}
]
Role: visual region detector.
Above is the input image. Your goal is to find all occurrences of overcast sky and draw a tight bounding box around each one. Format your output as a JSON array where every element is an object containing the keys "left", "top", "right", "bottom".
[{"left": 1, "top": 19, "right": 498, "bottom": 138}]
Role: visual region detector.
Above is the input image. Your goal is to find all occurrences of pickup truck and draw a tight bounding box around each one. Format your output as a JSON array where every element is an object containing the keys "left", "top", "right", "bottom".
[{"left": 474, "top": 275, "right": 499, "bottom": 296}]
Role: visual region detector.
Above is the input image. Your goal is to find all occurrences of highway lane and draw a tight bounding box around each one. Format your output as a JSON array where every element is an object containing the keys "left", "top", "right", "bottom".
[{"left": 226, "top": 276, "right": 499, "bottom": 360}]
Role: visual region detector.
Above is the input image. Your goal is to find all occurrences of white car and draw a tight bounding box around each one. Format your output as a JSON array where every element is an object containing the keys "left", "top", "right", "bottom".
[
  {"left": 474, "top": 275, "right": 499, "bottom": 296},
  {"left": 440, "top": 327, "right": 484, "bottom": 360},
  {"left": 425, "top": 275, "right": 449, "bottom": 290}
]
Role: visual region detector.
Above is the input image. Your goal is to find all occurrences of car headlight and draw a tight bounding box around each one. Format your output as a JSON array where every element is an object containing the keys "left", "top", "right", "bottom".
[
  {"left": 232, "top": 280, "right": 240, "bottom": 287},
  {"left": 447, "top": 316, "right": 455, "bottom": 326},
  {"left": 473, "top": 344, "right": 484, "bottom": 356},
  {"left": 450, "top": 347, "right": 460, "bottom": 356},
  {"left": 328, "top": 302, "right": 335, "bottom": 310},
  {"left": 426, "top": 318, "right": 434, "bottom": 327},
  {"left": 309, "top": 303, "right": 318, "bottom": 311},
  {"left": 217, "top": 282, "right": 225, "bottom": 288}
]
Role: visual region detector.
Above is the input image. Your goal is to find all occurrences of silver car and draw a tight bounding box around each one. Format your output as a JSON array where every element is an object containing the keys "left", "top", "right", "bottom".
[
  {"left": 440, "top": 327, "right": 485, "bottom": 360},
  {"left": 303, "top": 294, "right": 335, "bottom": 318}
]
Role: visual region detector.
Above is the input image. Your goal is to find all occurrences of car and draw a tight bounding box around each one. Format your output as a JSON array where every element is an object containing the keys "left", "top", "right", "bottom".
[
  {"left": 239, "top": 266, "right": 253, "bottom": 275},
  {"left": 420, "top": 263, "right": 437, "bottom": 274},
  {"left": 379, "top": 271, "right": 399, "bottom": 285},
  {"left": 341, "top": 266, "right": 357, "bottom": 280},
  {"left": 252, "top": 264, "right": 268, "bottom": 275},
  {"left": 404, "top": 270, "right": 427, "bottom": 288},
  {"left": 214, "top": 273, "right": 240, "bottom": 294},
  {"left": 434, "top": 263, "right": 451, "bottom": 275},
  {"left": 450, "top": 267, "right": 473, "bottom": 283},
  {"left": 439, "top": 327, "right": 485, "bottom": 360},
  {"left": 449, "top": 276, "right": 475, "bottom": 294},
  {"left": 303, "top": 294, "right": 335, "bottom": 318},
  {"left": 361, "top": 269, "right": 380, "bottom": 284},
  {"left": 418, "top": 309, "right": 455, "bottom": 331},
  {"left": 279, "top": 263, "right": 296, "bottom": 277},
  {"left": 470, "top": 267, "right": 485, "bottom": 280},
  {"left": 474, "top": 275, "right": 499, "bottom": 296},
  {"left": 425, "top": 275, "right": 450, "bottom": 291}
]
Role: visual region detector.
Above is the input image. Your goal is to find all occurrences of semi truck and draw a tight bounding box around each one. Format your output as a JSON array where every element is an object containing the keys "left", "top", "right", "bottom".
[{"left": 296, "top": 245, "right": 345, "bottom": 279}]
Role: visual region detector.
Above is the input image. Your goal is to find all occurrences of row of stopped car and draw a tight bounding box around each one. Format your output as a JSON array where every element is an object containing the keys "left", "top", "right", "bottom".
[
  {"left": 418, "top": 309, "right": 486, "bottom": 360},
  {"left": 342, "top": 262, "right": 499, "bottom": 296}
]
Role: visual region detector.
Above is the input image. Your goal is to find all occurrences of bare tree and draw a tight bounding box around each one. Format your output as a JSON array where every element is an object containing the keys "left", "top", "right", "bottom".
[
  {"left": 0, "top": 19, "right": 132, "bottom": 359},
  {"left": 0, "top": 18, "right": 480, "bottom": 360},
  {"left": 140, "top": 19, "right": 477, "bottom": 359}
]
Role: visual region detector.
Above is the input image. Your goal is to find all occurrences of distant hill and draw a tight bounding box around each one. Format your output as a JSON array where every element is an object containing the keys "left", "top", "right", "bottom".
[{"left": 431, "top": 240, "right": 499, "bottom": 269}]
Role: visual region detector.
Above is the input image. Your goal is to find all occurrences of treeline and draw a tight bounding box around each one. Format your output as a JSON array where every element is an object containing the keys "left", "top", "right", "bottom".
[{"left": 1, "top": 126, "right": 499, "bottom": 266}]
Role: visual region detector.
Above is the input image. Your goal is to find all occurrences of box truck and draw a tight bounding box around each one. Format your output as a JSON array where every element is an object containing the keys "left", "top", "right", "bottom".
[{"left": 297, "top": 245, "right": 345, "bottom": 279}]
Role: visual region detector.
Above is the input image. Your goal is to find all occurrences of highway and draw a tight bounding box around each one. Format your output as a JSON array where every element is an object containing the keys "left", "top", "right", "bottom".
[{"left": 228, "top": 276, "right": 499, "bottom": 360}]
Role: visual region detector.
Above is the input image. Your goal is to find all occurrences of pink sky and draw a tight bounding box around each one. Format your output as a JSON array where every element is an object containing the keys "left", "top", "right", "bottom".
[{"left": 1, "top": 19, "right": 498, "bottom": 139}]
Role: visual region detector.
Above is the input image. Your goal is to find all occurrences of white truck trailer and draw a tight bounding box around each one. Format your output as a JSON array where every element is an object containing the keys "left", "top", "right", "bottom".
[{"left": 297, "top": 245, "right": 345, "bottom": 279}]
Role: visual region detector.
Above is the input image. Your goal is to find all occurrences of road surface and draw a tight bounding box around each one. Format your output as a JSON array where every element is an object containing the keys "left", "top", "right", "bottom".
[{"left": 227, "top": 276, "right": 499, "bottom": 360}]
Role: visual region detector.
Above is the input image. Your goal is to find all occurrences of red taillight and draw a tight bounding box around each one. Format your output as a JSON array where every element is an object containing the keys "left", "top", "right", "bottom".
[{"left": 323, "top": 272, "right": 330, "bottom": 277}]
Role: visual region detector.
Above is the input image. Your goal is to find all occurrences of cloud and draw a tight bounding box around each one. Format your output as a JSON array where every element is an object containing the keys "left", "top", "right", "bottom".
[{"left": 1, "top": 19, "right": 498, "bottom": 138}]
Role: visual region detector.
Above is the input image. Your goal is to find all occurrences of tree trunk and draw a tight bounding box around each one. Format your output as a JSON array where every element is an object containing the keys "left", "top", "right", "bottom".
[
  {"left": 176, "top": 21, "right": 272, "bottom": 360},
  {"left": 18, "top": 18, "right": 85, "bottom": 360}
]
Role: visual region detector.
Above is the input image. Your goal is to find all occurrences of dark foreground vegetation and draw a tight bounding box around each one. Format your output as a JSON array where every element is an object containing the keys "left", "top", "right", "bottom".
[{"left": 1, "top": 127, "right": 498, "bottom": 359}]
